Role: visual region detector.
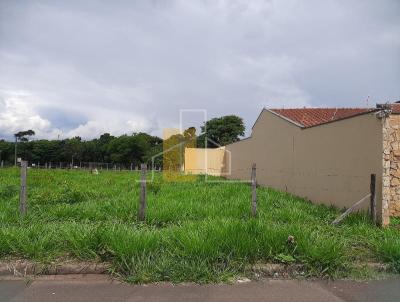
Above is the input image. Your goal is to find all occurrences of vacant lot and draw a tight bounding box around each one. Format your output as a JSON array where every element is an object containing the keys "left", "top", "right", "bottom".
[{"left": 0, "top": 168, "right": 399, "bottom": 282}]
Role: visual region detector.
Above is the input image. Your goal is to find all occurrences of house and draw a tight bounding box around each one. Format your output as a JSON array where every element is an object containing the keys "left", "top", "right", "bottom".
[{"left": 224, "top": 103, "right": 400, "bottom": 225}]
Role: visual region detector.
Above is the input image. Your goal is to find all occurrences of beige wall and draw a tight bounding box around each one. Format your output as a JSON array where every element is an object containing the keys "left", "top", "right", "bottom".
[
  {"left": 226, "top": 110, "right": 383, "bottom": 220},
  {"left": 185, "top": 147, "right": 227, "bottom": 176}
]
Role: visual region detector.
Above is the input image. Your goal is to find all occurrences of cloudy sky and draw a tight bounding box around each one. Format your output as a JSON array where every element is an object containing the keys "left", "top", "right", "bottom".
[{"left": 0, "top": 0, "right": 399, "bottom": 140}]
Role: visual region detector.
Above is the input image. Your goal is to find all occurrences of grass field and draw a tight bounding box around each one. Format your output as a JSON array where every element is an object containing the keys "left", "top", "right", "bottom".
[{"left": 0, "top": 168, "right": 399, "bottom": 283}]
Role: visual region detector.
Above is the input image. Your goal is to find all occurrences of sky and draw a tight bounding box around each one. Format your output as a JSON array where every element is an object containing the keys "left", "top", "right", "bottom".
[{"left": 0, "top": 0, "right": 399, "bottom": 140}]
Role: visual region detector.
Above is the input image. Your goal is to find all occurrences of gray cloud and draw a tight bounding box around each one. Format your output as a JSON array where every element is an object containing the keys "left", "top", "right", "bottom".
[{"left": 0, "top": 0, "right": 399, "bottom": 139}]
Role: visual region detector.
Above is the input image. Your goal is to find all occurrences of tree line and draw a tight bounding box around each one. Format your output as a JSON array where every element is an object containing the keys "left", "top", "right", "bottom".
[{"left": 0, "top": 115, "right": 245, "bottom": 167}]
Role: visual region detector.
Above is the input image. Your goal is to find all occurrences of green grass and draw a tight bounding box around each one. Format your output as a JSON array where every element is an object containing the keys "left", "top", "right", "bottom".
[
  {"left": 0, "top": 167, "right": 399, "bottom": 283},
  {"left": 391, "top": 217, "right": 400, "bottom": 226}
]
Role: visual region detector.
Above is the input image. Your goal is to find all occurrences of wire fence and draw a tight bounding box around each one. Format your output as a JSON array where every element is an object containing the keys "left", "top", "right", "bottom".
[
  {"left": 0, "top": 160, "right": 379, "bottom": 225},
  {"left": 0, "top": 161, "right": 163, "bottom": 171}
]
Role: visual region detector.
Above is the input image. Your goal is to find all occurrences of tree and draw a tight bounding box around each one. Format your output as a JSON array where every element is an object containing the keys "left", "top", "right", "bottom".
[
  {"left": 31, "top": 140, "right": 59, "bottom": 163},
  {"left": 63, "top": 137, "right": 82, "bottom": 166},
  {"left": 162, "top": 133, "right": 184, "bottom": 171},
  {"left": 0, "top": 117, "right": 241, "bottom": 167},
  {"left": 183, "top": 127, "right": 196, "bottom": 141},
  {"left": 198, "top": 115, "right": 245, "bottom": 148},
  {"left": 14, "top": 130, "right": 35, "bottom": 142},
  {"left": 14, "top": 129, "right": 35, "bottom": 165},
  {"left": 1, "top": 131, "right": 164, "bottom": 167},
  {"left": 0, "top": 139, "right": 13, "bottom": 165}
]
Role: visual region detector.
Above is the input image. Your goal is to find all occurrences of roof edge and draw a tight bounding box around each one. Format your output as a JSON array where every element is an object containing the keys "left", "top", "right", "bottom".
[
  {"left": 302, "top": 109, "right": 379, "bottom": 129},
  {"left": 251, "top": 108, "right": 266, "bottom": 130},
  {"left": 251, "top": 107, "right": 305, "bottom": 129},
  {"left": 255, "top": 108, "right": 381, "bottom": 130},
  {"left": 265, "top": 109, "right": 305, "bottom": 128}
]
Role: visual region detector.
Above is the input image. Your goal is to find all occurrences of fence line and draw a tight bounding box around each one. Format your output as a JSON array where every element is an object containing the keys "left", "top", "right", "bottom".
[
  {"left": 0, "top": 161, "right": 163, "bottom": 171},
  {"left": 10, "top": 161, "right": 266, "bottom": 221},
  {"left": 1, "top": 161, "right": 374, "bottom": 180},
  {"left": 332, "top": 173, "right": 377, "bottom": 225},
  {"left": 3, "top": 162, "right": 380, "bottom": 226}
]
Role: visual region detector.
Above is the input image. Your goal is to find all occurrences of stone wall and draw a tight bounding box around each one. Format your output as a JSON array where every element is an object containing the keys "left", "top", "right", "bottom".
[
  {"left": 383, "top": 114, "right": 400, "bottom": 223},
  {"left": 388, "top": 115, "right": 400, "bottom": 217}
]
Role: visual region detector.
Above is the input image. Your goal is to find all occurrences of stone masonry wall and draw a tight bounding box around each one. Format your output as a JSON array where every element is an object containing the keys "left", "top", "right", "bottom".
[
  {"left": 388, "top": 115, "right": 400, "bottom": 217},
  {"left": 382, "top": 116, "right": 391, "bottom": 225},
  {"left": 382, "top": 114, "right": 400, "bottom": 225}
]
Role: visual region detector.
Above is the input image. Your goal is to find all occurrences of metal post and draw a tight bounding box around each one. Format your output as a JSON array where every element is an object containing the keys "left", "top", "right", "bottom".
[
  {"left": 138, "top": 163, "right": 147, "bottom": 221},
  {"left": 19, "top": 161, "right": 27, "bottom": 216},
  {"left": 251, "top": 163, "right": 257, "bottom": 217},
  {"left": 370, "top": 174, "right": 376, "bottom": 224}
]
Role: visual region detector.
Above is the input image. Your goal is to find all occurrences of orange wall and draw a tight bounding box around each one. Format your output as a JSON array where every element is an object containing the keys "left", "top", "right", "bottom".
[{"left": 185, "top": 147, "right": 227, "bottom": 176}]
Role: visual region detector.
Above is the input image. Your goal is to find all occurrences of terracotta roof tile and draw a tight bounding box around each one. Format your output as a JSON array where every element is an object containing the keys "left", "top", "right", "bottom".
[{"left": 269, "top": 108, "right": 374, "bottom": 128}]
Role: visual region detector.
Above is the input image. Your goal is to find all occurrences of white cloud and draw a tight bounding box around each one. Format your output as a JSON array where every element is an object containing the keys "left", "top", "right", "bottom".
[
  {"left": 66, "top": 116, "right": 157, "bottom": 139},
  {"left": 0, "top": 0, "right": 398, "bottom": 139},
  {"left": 0, "top": 89, "right": 157, "bottom": 140},
  {"left": 0, "top": 90, "right": 60, "bottom": 139}
]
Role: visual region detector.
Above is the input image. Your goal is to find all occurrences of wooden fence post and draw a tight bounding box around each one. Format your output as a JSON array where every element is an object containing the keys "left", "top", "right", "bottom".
[
  {"left": 138, "top": 163, "right": 147, "bottom": 222},
  {"left": 19, "top": 160, "right": 27, "bottom": 216},
  {"left": 251, "top": 163, "right": 257, "bottom": 217},
  {"left": 370, "top": 174, "right": 376, "bottom": 224}
]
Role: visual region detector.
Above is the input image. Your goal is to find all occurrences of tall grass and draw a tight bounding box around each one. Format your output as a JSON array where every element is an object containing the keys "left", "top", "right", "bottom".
[{"left": 0, "top": 167, "right": 399, "bottom": 282}]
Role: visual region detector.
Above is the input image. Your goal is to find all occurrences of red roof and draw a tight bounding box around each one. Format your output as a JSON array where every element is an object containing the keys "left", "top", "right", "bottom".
[{"left": 269, "top": 108, "right": 374, "bottom": 128}]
